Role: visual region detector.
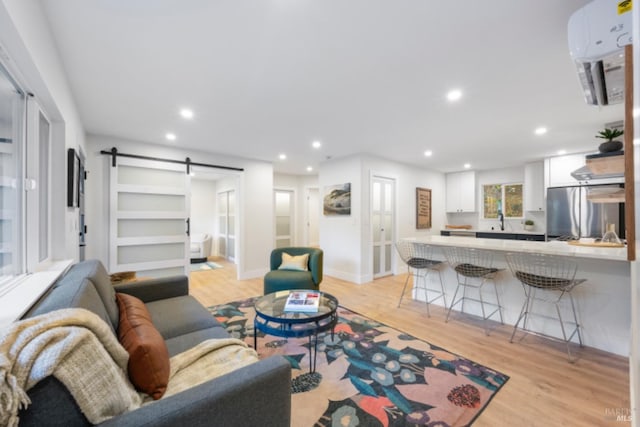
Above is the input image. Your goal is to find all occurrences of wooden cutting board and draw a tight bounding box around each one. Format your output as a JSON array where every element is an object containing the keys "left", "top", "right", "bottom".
[
  {"left": 567, "top": 241, "right": 625, "bottom": 248},
  {"left": 445, "top": 224, "right": 473, "bottom": 229}
]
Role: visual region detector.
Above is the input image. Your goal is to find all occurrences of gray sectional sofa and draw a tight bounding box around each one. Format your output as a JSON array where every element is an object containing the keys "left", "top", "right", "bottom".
[{"left": 19, "top": 260, "right": 291, "bottom": 426}]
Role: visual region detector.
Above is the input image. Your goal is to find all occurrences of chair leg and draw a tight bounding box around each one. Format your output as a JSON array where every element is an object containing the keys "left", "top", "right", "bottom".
[
  {"left": 420, "top": 270, "right": 431, "bottom": 317},
  {"left": 477, "top": 279, "right": 489, "bottom": 335},
  {"left": 522, "top": 288, "right": 536, "bottom": 332},
  {"left": 437, "top": 269, "right": 447, "bottom": 310},
  {"left": 397, "top": 267, "right": 411, "bottom": 308},
  {"left": 510, "top": 293, "right": 530, "bottom": 343},
  {"left": 557, "top": 291, "right": 583, "bottom": 363},
  {"left": 568, "top": 292, "right": 583, "bottom": 347},
  {"left": 490, "top": 278, "right": 504, "bottom": 324},
  {"left": 461, "top": 276, "right": 468, "bottom": 313},
  {"left": 445, "top": 283, "right": 462, "bottom": 323}
]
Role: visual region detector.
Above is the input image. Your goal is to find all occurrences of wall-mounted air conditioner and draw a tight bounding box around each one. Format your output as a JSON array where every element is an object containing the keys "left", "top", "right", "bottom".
[{"left": 568, "top": 0, "right": 633, "bottom": 106}]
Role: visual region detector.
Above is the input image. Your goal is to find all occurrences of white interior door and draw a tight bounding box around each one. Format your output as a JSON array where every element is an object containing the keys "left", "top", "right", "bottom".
[
  {"left": 372, "top": 176, "right": 395, "bottom": 278},
  {"left": 275, "top": 189, "right": 294, "bottom": 248},
  {"left": 306, "top": 187, "right": 319, "bottom": 247},
  {"left": 109, "top": 157, "right": 190, "bottom": 277},
  {"left": 217, "top": 189, "right": 236, "bottom": 261}
]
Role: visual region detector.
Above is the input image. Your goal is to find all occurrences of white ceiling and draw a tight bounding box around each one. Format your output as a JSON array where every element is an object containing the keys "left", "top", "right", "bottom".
[{"left": 40, "top": 0, "right": 625, "bottom": 175}]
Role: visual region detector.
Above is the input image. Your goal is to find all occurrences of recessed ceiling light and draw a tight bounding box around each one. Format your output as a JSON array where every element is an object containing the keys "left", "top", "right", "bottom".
[
  {"left": 463, "top": 163, "right": 471, "bottom": 169},
  {"left": 447, "top": 89, "right": 463, "bottom": 102},
  {"left": 165, "top": 133, "right": 176, "bottom": 141},
  {"left": 180, "top": 108, "right": 194, "bottom": 119},
  {"left": 534, "top": 127, "right": 548, "bottom": 135},
  {"left": 279, "top": 153, "right": 287, "bottom": 160},
  {"left": 312, "top": 140, "right": 322, "bottom": 149},
  {"left": 306, "top": 166, "right": 313, "bottom": 172},
  {"left": 424, "top": 150, "right": 433, "bottom": 157},
  {"left": 557, "top": 150, "right": 567, "bottom": 155}
]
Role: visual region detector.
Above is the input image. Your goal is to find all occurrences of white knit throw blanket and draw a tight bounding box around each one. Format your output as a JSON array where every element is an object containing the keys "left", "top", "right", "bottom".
[
  {"left": 0, "top": 308, "right": 141, "bottom": 427},
  {"left": 163, "top": 338, "right": 259, "bottom": 400},
  {"left": 0, "top": 308, "right": 260, "bottom": 426}
]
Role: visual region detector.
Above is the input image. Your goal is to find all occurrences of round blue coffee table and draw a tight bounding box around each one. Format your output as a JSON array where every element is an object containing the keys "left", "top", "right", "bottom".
[{"left": 253, "top": 290, "right": 338, "bottom": 373}]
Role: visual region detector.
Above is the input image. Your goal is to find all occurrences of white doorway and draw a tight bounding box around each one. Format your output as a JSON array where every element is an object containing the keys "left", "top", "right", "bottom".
[
  {"left": 274, "top": 189, "right": 295, "bottom": 248},
  {"left": 306, "top": 187, "right": 319, "bottom": 247},
  {"left": 190, "top": 166, "right": 240, "bottom": 265},
  {"left": 372, "top": 176, "right": 395, "bottom": 278}
]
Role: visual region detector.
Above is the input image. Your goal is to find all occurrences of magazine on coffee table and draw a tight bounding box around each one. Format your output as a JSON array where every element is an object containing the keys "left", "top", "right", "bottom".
[{"left": 284, "top": 291, "right": 320, "bottom": 312}]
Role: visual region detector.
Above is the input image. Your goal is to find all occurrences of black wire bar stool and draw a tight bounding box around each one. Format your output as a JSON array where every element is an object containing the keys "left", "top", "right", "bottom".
[
  {"left": 443, "top": 246, "right": 503, "bottom": 335},
  {"left": 395, "top": 240, "right": 447, "bottom": 317},
  {"left": 506, "top": 252, "right": 586, "bottom": 362}
]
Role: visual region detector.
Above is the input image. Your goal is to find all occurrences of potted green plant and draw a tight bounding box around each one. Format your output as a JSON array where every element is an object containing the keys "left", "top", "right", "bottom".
[
  {"left": 596, "top": 128, "right": 624, "bottom": 153},
  {"left": 524, "top": 219, "right": 534, "bottom": 231}
]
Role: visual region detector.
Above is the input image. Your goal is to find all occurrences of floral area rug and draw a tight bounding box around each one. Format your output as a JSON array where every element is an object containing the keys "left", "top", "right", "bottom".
[{"left": 208, "top": 298, "right": 509, "bottom": 427}]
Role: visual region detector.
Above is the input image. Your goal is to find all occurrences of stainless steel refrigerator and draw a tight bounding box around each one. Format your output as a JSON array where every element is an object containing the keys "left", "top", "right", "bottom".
[{"left": 546, "top": 184, "right": 625, "bottom": 240}]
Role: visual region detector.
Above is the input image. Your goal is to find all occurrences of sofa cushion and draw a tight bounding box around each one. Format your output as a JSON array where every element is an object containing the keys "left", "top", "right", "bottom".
[
  {"left": 25, "top": 278, "right": 115, "bottom": 334},
  {"left": 116, "top": 293, "right": 170, "bottom": 400},
  {"left": 145, "top": 295, "right": 219, "bottom": 339},
  {"left": 164, "top": 327, "right": 230, "bottom": 356},
  {"left": 63, "top": 260, "right": 119, "bottom": 329}
]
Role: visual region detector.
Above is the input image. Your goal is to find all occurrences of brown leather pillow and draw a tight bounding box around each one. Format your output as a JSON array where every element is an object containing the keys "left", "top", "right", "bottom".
[{"left": 116, "top": 292, "right": 170, "bottom": 399}]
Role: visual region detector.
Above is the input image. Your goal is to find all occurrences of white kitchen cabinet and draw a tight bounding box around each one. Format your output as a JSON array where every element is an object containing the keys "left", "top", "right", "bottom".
[
  {"left": 446, "top": 171, "right": 476, "bottom": 213},
  {"left": 545, "top": 153, "right": 584, "bottom": 187},
  {"left": 524, "top": 161, "right": 544, "bottom": 211}
]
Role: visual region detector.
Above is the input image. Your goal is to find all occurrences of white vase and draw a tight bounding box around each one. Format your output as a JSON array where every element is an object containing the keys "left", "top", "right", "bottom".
[{"left": 524, "top": 225, "right": 534, "bottom": 231}]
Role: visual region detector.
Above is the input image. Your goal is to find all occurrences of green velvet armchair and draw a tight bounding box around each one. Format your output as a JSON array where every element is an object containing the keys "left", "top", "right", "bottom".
[{"left": 263, "top": 247, "right": 323, "bottom": 295}]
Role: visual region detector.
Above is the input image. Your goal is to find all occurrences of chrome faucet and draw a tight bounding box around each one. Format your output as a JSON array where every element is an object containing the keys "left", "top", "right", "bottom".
[{"left": 498, "top": 211, "right": 504, "bottom": 231}]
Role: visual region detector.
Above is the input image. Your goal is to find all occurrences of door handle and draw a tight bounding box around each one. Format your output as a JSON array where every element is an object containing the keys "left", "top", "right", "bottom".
[{"left": 186, "top": 218, "right": 190, "bottom": 236}]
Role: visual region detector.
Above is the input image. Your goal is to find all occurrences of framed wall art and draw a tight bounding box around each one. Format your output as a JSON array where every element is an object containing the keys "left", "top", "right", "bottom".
[
  {"left": 323, "top": 183, "right": 351, "bottom": 215},
  {"left": 416, "top": 187, "right": 431, "bottom": 229}
]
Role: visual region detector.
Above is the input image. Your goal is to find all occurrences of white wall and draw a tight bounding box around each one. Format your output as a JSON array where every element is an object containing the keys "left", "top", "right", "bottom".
[
  {"left": 360, "top": 155, "right": 446, "bottom": 280},
  {"left": 319, "top": 156, "right": 363, "bottom": 283},
  {"left": 319, "top": 154, "right": 446, "bottom": 284},
  {"left": 85, "top": 134, "right": 273, "bottom": 279},
  {"left": 0, "top": 0, "right": 86, "bottom": 262}
]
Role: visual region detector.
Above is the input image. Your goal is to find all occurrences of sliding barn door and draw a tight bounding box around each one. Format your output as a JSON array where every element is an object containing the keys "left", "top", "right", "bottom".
[{"left": 109, "top": 157, "right": 190, "bottom": 277}]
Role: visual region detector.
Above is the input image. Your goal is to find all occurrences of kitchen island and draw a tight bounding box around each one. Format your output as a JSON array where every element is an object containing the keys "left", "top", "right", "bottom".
[{"left": 404, "top": 235, "right": 630, "bottom": 356}]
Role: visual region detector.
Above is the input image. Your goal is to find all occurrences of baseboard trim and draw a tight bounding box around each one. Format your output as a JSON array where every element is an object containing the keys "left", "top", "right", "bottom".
[
  {"left": 237, "top": 268, "right": 268, "bottom": 281},
  {"left": 324, "top": 269, "right": 368, "bottom": 284}
]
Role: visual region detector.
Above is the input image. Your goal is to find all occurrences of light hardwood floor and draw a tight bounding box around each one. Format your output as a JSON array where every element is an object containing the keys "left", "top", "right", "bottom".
[{"left": 190, "top": 259, "right": 630, "bottom": 427}]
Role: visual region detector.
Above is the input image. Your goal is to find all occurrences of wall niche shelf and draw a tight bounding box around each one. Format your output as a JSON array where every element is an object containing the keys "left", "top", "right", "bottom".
[
  {"left": 586, "top": 188, "right": 625, "bottom": 203},
  {"left": 585, "top": 151, "right": 624, "bottom": 175}
]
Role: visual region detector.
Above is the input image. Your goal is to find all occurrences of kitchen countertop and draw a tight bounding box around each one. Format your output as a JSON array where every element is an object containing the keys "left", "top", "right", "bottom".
[
  {"left": 443, "top": 228, "right": 544, "bottom": 235},
  {"left": 411, "top": 235, "right": 628, "bottom": 261},
  {"left": 405, "top": 234, "right": 630, "bottom": 356}
]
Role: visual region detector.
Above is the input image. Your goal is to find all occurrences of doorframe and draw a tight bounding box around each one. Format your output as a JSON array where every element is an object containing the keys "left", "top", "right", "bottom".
[
  {"left": 303, "top": 185, "right": 320, "bottom": 247},
  {"left": 274, "top": 187, "right": 297, "bottom": 247},
  {"left": 369, "top": 172, "right": 398, "bottom": 279}
]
